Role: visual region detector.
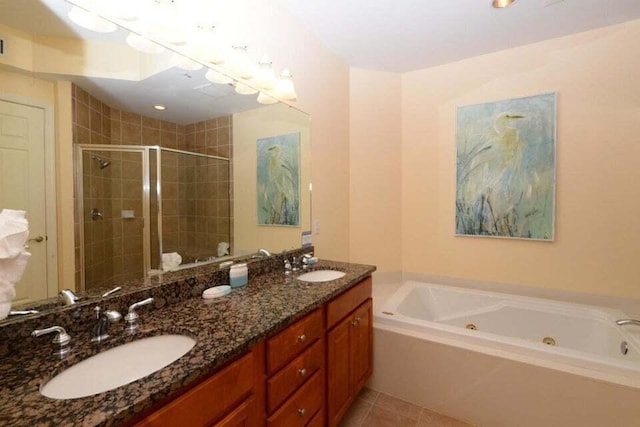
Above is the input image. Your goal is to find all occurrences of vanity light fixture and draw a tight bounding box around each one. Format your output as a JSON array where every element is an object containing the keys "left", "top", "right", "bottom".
[
  {"left": 275, "top": 69, "right": 297, "bottom": 102},
  {"left": 257, "top": 92, "right": 278, "bottom": 105},
  {"left": 65, "top": 0, "right": 299, "bottom": 104},
  {"left": 126, "top": 32, "right": 165, "bottom": 54},
  {"left": 492, "top": 0, "right": 516, "bottom": 7},
  {"left": 153, "top": 104, "right": 167, "bottom": 111},
  {"left": 254, "top": 55, "right": 276, "bottom": 90},
  {"left": 205, "top": 68, "right": 233, "bottom": 85},
  {"left": 171, "top": 54, "right": 203, "bottom": 71},
  {"left": 234, "top": 82, "right": 258, "bottom": 96},
  {"left": 68, "top": 6, "right": 117, "bottom": 33},
  {"left": 187, "top": 24, "right": 226, "bottom": 65},
  {"left": 228, "top": 45, "right": 255, "bottom": 80}
]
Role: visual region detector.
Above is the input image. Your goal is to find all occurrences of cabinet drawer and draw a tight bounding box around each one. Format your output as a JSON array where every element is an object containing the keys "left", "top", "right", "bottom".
[
  {"left": 267, "top": 339, "right": 323, "bottom": 413},
  {"left": 267, "top": 308, "right": 323, "bottom": 374},
  {"left": 135, "top": 352, "right": 254, "bottom": 426},
  {"left": 307, "top": 409, "right": 324, "bottom": 427},
  {"left": 267, "top": 371, "right": 323, "bottom": 427},
  {"left": 326, "top": 277, "right": 372, "bottom": 329}
]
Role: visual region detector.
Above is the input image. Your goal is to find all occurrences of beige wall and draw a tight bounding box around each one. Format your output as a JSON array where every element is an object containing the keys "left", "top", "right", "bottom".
[
  {"left": 349, "top": 68, "right": 402, "bottom": 272},
  {"left": 233, "top": 104, "right": 312, "bottom": 254},
  {"left": 234, "top": 1, "right": 351, "bottom": 261},
  {"left": 400, "top": 20, "right": 640, "bottom": 297}
]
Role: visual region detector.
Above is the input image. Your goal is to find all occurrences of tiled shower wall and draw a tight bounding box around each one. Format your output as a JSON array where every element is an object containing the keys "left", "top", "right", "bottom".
[{"left": 72, "top": 84, "right": 233, "bottom": 290}]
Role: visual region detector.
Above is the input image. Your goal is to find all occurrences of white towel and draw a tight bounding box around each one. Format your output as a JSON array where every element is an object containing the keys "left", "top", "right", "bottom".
[
  {"left": 0, "top": 251, "right": 31, "bottom": 283},
  {"left": 0, "top": 209, "right": 29, "bottom": 259},
  {"left": 162, "top": 252, "right": 182, "bottom": 271},
  {"left": 0, "top": 279, "right": 16, "bottom": 303},
  {"left": 0, "top": 280, "right": 13, "bottom": 320}
]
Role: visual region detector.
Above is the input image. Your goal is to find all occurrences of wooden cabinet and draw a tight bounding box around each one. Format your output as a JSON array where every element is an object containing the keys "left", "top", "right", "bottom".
[
  {"left": 266, "top": 308, "right": 325, "bottom": 426},
  {"left": 326, "top": 278, "right": 373, "bottom": 427},
  {"left": 132, "top": 345, "right": 264, "bottom": 427},
  {"left": 131, "top": 276, "right": 372, "bottom": 427}
]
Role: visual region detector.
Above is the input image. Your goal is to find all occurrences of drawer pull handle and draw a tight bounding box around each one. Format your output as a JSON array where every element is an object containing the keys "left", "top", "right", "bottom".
[
  {"left": 297, "top": 334, "right": 307, "bottom": 343},
  {"left": 352, "top": 316, "right": 361, "bottom": 327},
  {"left": 298, "top": 367, "right": 307, "bottom": 378},
  {"left": 297, "top": 408, "right": 306, "bottom": 417}
]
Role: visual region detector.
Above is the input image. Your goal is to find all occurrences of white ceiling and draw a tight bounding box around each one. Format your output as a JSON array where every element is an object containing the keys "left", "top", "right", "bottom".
[{"left": 285, "top": 0, "right": 640, "bottom": 72}]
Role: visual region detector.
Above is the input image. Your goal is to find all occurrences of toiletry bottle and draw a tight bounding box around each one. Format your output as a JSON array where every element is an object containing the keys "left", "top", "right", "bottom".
[{"left": 229, "top": 263, "right": 248, "bottom": 288}]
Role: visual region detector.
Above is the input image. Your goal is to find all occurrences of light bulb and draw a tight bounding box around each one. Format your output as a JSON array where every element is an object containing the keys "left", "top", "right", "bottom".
[
  {"left": 234, "top": 82, "right": 258, "bottom": 95},
  {"left": 257, "top": 92, "right": 278, "bottom": 105},
  {"left": 254, "top": 55, "right": 276, "bottom": 90},
  {"left": 228, "top": 45, "right": 254, "bottom": 80},
  {"left": 186, "top": 24, "right": 226, "bottom": 65},
  {"left": 492, "top": 0, "right": 516, "bottom": 7},
  {"left": 126, "top": 32, "right": 165, "bottom": 54},
  {"left": 205, "top": 69, "right": 233, "bottom": 85},
  {"left": 275, "top": 69, "right": 297, "bottom": 101},
  {"left": 68, "top": 6, "right": 117, "bottom": 33}
]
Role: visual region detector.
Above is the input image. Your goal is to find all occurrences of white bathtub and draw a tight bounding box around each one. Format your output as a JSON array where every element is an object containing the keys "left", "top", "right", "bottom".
[{"left": 370, "top": 280, "right": 640, "bottom": 427}]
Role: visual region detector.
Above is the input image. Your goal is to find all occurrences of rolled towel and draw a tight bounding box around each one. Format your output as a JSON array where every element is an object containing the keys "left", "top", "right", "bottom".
[
  {"left": 0, "top": 209, "right": 29, "bottom": 259},
  {"left": 0, "top": 280, "right": 13, "bottom": 320},
  {"left": 0, "top": 279, "right": 15, "bottom": 301},
  {"left": 0, "top": 251, "right": 31, "bottom": 283},
  {"left": 161, "top": 252, "right": 182, "bottom": 271},
  {"left": 0, "top": 279, "right": 16, "bottom": 302}
]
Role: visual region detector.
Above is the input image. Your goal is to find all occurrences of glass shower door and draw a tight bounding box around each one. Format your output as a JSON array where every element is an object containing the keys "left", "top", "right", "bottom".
[{"left": 78, "top": 148, "right": 147, "bottom": 290}]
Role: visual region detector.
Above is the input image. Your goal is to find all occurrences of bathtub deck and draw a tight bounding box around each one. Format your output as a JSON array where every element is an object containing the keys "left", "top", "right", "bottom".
[{"left": 339, "top": 387, "right": 471, "bottom": 427}]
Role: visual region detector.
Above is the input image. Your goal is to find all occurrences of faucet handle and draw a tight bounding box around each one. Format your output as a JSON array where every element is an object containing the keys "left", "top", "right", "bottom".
[
  {"left": 125, "top": 297, "right": 154, "bottom": 333},
  {"left": 59, "top": 289, "right": 80, "bottom": 306},
  {"left": 32, "top": 326, "right": 72, "bottom": 358}
]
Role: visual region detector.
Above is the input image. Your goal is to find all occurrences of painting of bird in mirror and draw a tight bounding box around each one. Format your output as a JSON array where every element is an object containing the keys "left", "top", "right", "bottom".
[
  {"left": 456, "top": 93, "right": 556, "bottom": 240},
  {"left": 257, "top": 133, "right": 300, "bottom": 226}
]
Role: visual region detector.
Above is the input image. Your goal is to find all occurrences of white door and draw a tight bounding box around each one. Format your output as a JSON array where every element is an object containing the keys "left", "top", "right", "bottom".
[{"left": 0, "top": 99, "right": 49, "bottom": 304}]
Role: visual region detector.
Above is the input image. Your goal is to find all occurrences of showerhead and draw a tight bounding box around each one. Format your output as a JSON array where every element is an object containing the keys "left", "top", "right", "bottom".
[{"left": 92, "top": 155, "right": 111, "bottom": 169}]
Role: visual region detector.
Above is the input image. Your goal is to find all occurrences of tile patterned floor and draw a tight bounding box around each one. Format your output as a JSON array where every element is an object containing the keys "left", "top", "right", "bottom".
[{"left": 338, "top": 388, "right": 472, "bottom": 427}]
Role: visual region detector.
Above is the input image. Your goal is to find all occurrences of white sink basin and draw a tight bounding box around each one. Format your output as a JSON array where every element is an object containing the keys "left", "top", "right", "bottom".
[
  {"left": 296, "top": 270, "right": 346, "bottom": 282},
  {"left": 41, "top": 334, "right": 196, "bottom": 399}
]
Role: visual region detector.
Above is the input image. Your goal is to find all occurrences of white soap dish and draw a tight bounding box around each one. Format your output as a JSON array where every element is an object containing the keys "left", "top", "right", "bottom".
[{"left": 202, "top": 285, "right": 231, "bottom": 299}]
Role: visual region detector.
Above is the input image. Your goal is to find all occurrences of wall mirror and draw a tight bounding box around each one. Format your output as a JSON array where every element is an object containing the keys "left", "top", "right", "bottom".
[{"left": 0, "top": 0, "right": 311, "bottom": 317}]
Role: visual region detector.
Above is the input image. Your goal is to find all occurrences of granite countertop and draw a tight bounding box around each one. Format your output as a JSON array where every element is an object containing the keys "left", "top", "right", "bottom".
[{"left": 0, "top": 260, "right": 375, "bottom": 427}]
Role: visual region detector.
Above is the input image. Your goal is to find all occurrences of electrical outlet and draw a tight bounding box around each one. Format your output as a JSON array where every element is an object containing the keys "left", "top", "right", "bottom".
[{"left": 313, "top": 219, "right": 320, "bottom": 234}]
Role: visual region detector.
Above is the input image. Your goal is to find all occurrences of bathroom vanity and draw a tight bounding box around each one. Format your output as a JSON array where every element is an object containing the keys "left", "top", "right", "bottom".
[{"left": 0, "top": 255, "right": 375, "bottom": 427}]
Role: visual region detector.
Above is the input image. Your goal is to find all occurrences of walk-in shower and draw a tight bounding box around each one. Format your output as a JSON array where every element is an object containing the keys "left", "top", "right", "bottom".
[{"left": 75, "top": 144, "right": 231, "bottom": 291}]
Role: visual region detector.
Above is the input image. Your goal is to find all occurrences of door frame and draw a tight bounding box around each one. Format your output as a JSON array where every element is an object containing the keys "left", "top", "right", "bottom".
[{"left": 0, "top": 93, "right": 58, "bottom": 298}]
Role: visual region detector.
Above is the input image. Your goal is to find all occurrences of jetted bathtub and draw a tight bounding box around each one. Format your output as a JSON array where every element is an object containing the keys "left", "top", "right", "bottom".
[{"left": 370, "top": 281, "right": 640, "bottom": 427}]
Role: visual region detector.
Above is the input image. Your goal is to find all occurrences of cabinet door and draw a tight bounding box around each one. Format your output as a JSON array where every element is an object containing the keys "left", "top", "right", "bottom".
[
  {"left": 212, "top": 397, "right": 254, "bottom": 427},
  {"left": 327, "top": 315, "right": 353, "bottom": 427},
  {"left": 352, "top": 299, "right": 372, "bottom": 392}
]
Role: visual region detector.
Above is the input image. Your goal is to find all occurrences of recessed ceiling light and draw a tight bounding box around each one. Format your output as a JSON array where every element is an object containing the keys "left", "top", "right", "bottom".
[
  {"left": 493, "top": 0, "right": 516, "bottom": 8},
  {"left": 153, "top": 104, "right": 167, "bottom": 111}
]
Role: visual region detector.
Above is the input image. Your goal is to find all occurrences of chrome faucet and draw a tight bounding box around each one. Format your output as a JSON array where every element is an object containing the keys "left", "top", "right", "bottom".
[
  {"left": 293, "top": 253, "right": 313, "bottom": 271},
  {"left": 32, "top": 326, "right": 72, "bottom": 357},
  {"left": 59, "top": 289, "right": 81, "bottom": 305},
  {"left": 124, "top": 297, "right": 154, "bottom": 333},
  {"left": 92, "top": 306, "right": 122, "bottom": 343},
  {"left": 101, "top": 286, "right": 122, "bottom": 298},
  {"left": 254, "top": 248, "right": 272, "bottom": 258},
  {"left": 616, "top": 319, "right": 640, "bottom": 327}
]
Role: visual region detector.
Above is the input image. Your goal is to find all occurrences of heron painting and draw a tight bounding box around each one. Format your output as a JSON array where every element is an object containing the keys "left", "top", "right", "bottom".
[
  {"left": 257, "top": 132, "right": 300, "bottom": 226},
  {"left": 456, "top": 93, "right": 556, "bottom": 240}
]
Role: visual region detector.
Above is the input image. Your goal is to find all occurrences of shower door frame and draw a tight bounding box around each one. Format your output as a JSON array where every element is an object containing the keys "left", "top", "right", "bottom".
[
  {"left": 75, "top": 144, "right": 231, "bottom": 291},
  {"left": 75, "top": 144, "right": 155, "bottom": 292}
]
